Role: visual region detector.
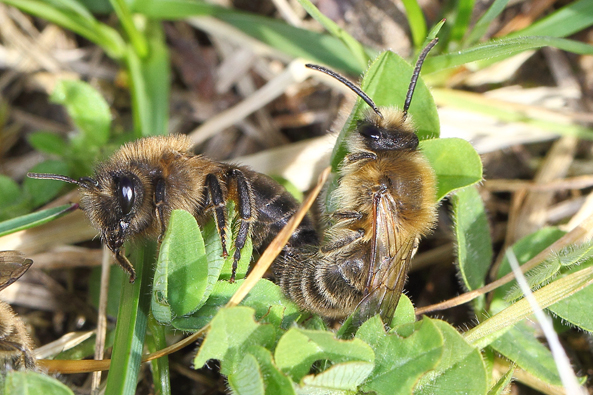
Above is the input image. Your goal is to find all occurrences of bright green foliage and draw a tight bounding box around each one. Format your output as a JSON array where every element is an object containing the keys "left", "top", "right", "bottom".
[
  {"left": 356, "top": 316, "right": 443, "bottom": 395},
  {"left": 416, "top": 320, "right": 488, "bottom": 395},
  {"left": 487, "top": 365, "right": 514, "bottom": 395},
  {"left": 275, "top": 328, "right": 374, "bottom": 382},
  {"left": 1, "top": 371, "right": 75, "bottom": 395},
  {"left": 51, "top": 80, "right": 111, "bottom": 147},
  {"left": 194, "top": 307, "right": 276, "bottom": 376},
  {"left": 452, "top": 185, "right": 492, "bottom": 293},
  {"left": 491, "top": 322, "right": 562, "bottom": 387},
  {"left": 171, "top": 279, "right": 300, "bottom": 332},
  {"left": 152, "top": 210, "right": 209, "bottom": 321},
  {"left": 421, "top": 138, "right": 483, "bottom": 201}
]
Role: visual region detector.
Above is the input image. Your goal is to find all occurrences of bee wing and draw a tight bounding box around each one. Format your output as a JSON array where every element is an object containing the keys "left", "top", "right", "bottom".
[
  {"left": 354, "top": 193, "right": 417, "bottom": 326},
  {"left": 0, "top": 251, "right": 33, "bottom": 292}
]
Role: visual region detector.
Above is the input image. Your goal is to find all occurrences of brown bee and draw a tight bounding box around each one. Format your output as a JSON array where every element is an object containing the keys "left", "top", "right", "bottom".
[
  {"left": 28, "top": 136, "right": 318, "bottom": 283},
  {"left": 0, "top": 251, "right": 36, "bottom": 370},
  {"left": 276, "top": 39, "right": 439, "bottom": 325}
]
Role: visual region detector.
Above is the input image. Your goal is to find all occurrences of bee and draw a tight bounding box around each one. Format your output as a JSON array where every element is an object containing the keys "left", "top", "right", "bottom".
[
  {"left": 276, "top": 39, "right": 439, "bottom": 325},
  {"left": 28, "top": 136, "right": 318, "bottom": 283},
  {"left": 0, "top": 251, "right": 36, "bottom": 370}
]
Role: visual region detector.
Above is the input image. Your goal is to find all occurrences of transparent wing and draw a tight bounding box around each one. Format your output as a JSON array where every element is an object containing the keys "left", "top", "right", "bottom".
[
  {"left": 354, "top": 192, "right": 417, "bottom": 326},
  {"left": 0, "top": 251, "right": 33, "bottom": 292}
]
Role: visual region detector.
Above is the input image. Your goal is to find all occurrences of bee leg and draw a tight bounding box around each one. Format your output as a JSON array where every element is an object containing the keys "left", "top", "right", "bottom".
[
  {"left": 206, "top": 174, "right": 229, "bottom": 258},
  {"left": 320, "top": 229, "right": 365, "bottom": 253},
  {"left": 154, "top": 178, "right": 167, "bottom": 244},
  {"left": 227, "top": 169, "right": 254, "bottom": 283},
  {"left": 330, "top": 211, "right": 363, "bottom": 221},
  {"left": 3, "top": 341, "right": 35, "bottom": 369},
  {"left": 115, "top": 250, "right": 136, "bottom": 283}
]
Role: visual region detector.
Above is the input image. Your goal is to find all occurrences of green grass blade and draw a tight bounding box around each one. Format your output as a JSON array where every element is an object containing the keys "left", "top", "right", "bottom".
[
  {"left": 105, "top": 242, "right": 155, "bottom": 394},
  {"left": 0, "top": 204, "right": 76, "bottom": 237},
  {"left": 508, "top": 0, "right": 593, "bottom": 39},
  {"left": 432, "top": 88, "right": 593, "bottom": 140},
  {"left": 139, "top": 0, "right": 368, "bottom": 74},
  {"left": 147, "top": 314, "right": 171, "bottom": 395},
  {"left": 464, "top": 0, "right": 509, "bottom": 46},
  {"left": 296, "top": 0, "right": 369, "bottom": 69},
  {"left": 424, "top": 36, "right": 593, "bottom": 74},
  {"left": 448, "top": 0, "right": 475, "bottom": 45},
  {"left": 464, "top": 265, "right": 593, "bottom": 349},
  {"left": 125, "top": 21, "right": 170, "bottom": 137},
  {"left": 109, "top": 0, "right": 148, "bottom": 57},
  {"left": 2, "top": 0, "right": 125, "bottom": 59},
  {"left": 401, "top": 0, "right": 427, "bottom": 49}
]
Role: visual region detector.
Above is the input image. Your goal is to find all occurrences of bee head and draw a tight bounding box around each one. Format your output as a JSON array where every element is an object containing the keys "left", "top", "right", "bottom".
[
  {"left": 27, "top": 170, "right": 149, "bottom": 254},
  {"left": 357, "top": 113, "right": 419, "bottom": 151}
]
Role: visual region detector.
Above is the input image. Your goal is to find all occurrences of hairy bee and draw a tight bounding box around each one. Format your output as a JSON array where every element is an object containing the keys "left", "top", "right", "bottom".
[
  {"left": 0, "top": 251, "right": 35, "bottom": 370},
  {"left": 28, "top": 136, "right": 318, "bottom": 283},
  {"left": 276, "top": 39, "right": 439, "bottom": 325}
]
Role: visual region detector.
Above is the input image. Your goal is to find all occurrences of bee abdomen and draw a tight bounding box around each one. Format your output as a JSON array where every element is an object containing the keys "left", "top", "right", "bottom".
[{"left": 275, "top": 248, "right": 366, "bottom": 319}]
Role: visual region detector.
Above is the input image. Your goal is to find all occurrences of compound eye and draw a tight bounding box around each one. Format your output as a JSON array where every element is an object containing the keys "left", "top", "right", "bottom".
[
  {"left": 359, "top": 124, "right": 381, "bottom": 140},
  {"left": 117, "top": 176, "right": 135, "bottom": 216}
]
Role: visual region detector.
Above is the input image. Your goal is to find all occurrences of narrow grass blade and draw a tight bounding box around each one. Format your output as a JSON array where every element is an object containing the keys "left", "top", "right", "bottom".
[{"left": 0, "top": 204, "right": 77, "bottom": 237}]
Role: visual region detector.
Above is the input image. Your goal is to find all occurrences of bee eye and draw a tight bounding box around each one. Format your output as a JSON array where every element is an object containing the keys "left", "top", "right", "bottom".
[
  {"left": 360, "top": 124, "right": 381, "bottom": 140},
  {"left": 117, "top": 176, "right": 135, "bottom": 216}
]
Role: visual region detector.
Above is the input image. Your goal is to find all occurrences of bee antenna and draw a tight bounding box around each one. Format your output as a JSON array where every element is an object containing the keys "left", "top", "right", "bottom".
[
  {"left": 306, "top": 64, "right": 383, "bottom": 119},
  {"left": 403, "top": 38, "right": 438, "bottom": 120},
  {"left": 27, "top": 173, "right": 97, "bottom": 189}
]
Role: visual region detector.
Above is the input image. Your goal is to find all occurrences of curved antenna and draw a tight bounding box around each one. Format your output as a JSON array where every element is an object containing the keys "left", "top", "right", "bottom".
[
  {"left": 305, "top": 64, "right": 383, "bottom": 119},
  {"left": 403, "top": 38, "right": 438, "bottom": 120},
  {"left": 27, "top": 173, "right": 96, "bottom": 189}
]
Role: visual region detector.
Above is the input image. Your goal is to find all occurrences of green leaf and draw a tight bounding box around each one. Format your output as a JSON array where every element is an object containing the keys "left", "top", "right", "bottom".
[
  {"left": 492, "top": 227, "right": 566, "bottom": 302},
  {"left": 23, "top": 160, "right": 70, "bottom": 207},
  {"left": 153, "top": 210, "right": 209, "bottom": 320},
  {"left": 356, "top": 316, "right": 443, "bottom": 395},
  {"left": 547, "top": 257, "right": 593, "bottom": 332},
  {"left": 193, "top": 306, "right": 276, "bottom": 375},
  {"left": 228, "top": 353, "right": 265, "bottom": 395},
  {"left": 421, "top": 138, "right": 483, "bottom": 201},
  {"left": 172, "top": 279, "right": 300, "bottom": 331},
  {"left": 487, "top": 364, "right": 514, "bottom": 395},
  {"left": 299, "top": 361, "right": 374, "bottom": 392},
  {"left": 275, "top": 327, "right": 374, "bottom": 382},
  {"left": 490, "top": 322, "right": 562, "bottom": 387},
  {"left": 28, "top": 132, "right": 68, "bottom": 156},
  {"left": 2, "top": 371, "right": 74, "bottom": 395},
  {"left": 51, "top": 79, "right": 111, "bottom": 146},
  {"left": 451, "top": 185, "right": 492, "bottom": 312},
  {"left": 0, "top": 204, "right": 75, "bottom": 237},
  {"left": 297, "top": 0, "right": 369, "bottom": 70},
  {"left": 0, "top": 176, "right": 29, "bottom": 222},
  {"left": 415, "top": 320, "right": 488, "bottom": 395},
  {"left": 247, "top": 346, "right": 296, "bottom": 395},
  {"left": 330, "top": 50, "right": 440, "bottom": 169}
]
